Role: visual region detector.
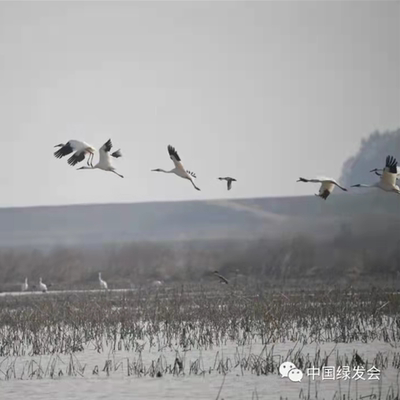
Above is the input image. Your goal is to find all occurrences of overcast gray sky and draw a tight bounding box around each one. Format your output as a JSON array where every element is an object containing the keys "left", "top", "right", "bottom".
[{"left": 0, "top": 1, "right": 398, "bottom": 207}]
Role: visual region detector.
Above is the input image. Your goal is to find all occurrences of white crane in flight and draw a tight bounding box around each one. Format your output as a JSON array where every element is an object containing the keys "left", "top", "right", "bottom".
[
  {"left": 54, "top": 140, "right": 96, "bottom": 167},
  {"left": 297, "top": 177, "right": 347, "bottom": 200},
  {"left": 370, "top": 164, "right": 400, "bottom": 181},
  {"left": 352, "top": 155, "right": 400, "bottom": 194},
  {"left": 151, "top": 145, "right": 200, "bottom": 191},
  {"left": 77, "top": 139, "right": 123, "bottom": 178}
]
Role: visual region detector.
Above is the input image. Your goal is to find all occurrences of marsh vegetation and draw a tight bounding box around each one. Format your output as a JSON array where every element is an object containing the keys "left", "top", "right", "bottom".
[{"left": 0, "top": 285, "right": 399, "bottom": 399}]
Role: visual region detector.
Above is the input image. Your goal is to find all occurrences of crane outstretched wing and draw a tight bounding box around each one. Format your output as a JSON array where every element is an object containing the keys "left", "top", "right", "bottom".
[
  {"left": 67, "top": 151, "right": 86, "bottom": 166},
  {"left": 101, "top": 139, "right": 113, "bottom": 153},
  {"left": 111, "top": 149, "right": 122, "bottom": 158},
  {"left": 168, "top": 145, "right": 185, "bottom": 170},
  {"left": 54, "top": 142, "right": 74, "bottom": 159}
]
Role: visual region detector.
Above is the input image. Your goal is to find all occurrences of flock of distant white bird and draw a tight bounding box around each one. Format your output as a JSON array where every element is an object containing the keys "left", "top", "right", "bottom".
[
  {"left": 52, "top": 138, "right": 400, "bottom": 199},
  {"left": 21, "top": 277, "right": 48, "bottom": 292},
  {"left": 53, "top": 139, "right": 238, "bottom": 192},
  {"left": 19, "top": 143, "right": 400, "bottom": 292}
]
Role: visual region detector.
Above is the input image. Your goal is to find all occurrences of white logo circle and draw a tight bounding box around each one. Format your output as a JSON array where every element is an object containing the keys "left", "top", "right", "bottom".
[
  {"left": 288, "top": 368, "right": 303, "bottom": 382},
  {"left": 279, "top": 361, "right": 297, "bottom": 378}
]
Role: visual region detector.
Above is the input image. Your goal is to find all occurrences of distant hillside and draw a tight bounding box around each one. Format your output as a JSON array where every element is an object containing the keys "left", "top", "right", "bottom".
[
  {"left": 0, "top": 128, "right": 398, "bottom": 250},
  {"left": 0, "top": 191, "right": 399, "bottom": 249}
]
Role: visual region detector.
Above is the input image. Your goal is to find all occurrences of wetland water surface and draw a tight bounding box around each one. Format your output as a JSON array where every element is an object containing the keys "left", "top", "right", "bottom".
[{"left": 0, "top": 287, "right": 399, "bottom": 399}]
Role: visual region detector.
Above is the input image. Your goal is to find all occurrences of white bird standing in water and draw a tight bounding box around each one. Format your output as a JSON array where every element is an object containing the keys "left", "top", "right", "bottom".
[
  {"left": 54, "top": 140, "right": 96, "bottom": 167},
  {"left": 152, "top": 145, "right": 200, "bottom": 191},
  {"left": 297, "top": 177, "right": 347, "bottom": 200},
  {"left": 352, "top": 155, "right": 400, "bottom": 195},
  {"left": 21, "top": 278, "right": 28, "bottom": 292},
  {"left": 99, "top": 272, "right": 108, "bottom": 290},
  {"left": 218, "top": 177, "right": 237, "bottom": 191},
  {"left": 77, "top": 139, "right": 123, "bottom": 178},
  {"left": 39, "top": 278, "right": 47, "bottom": 293}
]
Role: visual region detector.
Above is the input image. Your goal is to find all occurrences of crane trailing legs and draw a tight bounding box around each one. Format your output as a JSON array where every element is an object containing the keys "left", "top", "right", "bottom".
[{"left": 54, "top": 140, "right": 96, "bottom": 167}]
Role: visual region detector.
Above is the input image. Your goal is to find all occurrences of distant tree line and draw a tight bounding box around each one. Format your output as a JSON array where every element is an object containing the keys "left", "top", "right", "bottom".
[{"left": 0, "top": 216, "right": 399, "bottom": 292}]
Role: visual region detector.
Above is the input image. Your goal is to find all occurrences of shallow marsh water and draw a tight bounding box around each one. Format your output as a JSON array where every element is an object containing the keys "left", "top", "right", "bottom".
[
  {"left": 0, "top": 341, "right": 397, "bottom": 399},
  {"left": 0, "top": 287, "right": 399, "bottom": 399}
]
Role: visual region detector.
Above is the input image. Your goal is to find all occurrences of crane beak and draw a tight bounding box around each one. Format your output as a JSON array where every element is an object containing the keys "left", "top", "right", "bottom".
[
  {"left": 54, "top": 144, "right": 63, "bottom": 148},
  {"left": 369, "top": 168, "right": 377, "bottom": 172}
]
